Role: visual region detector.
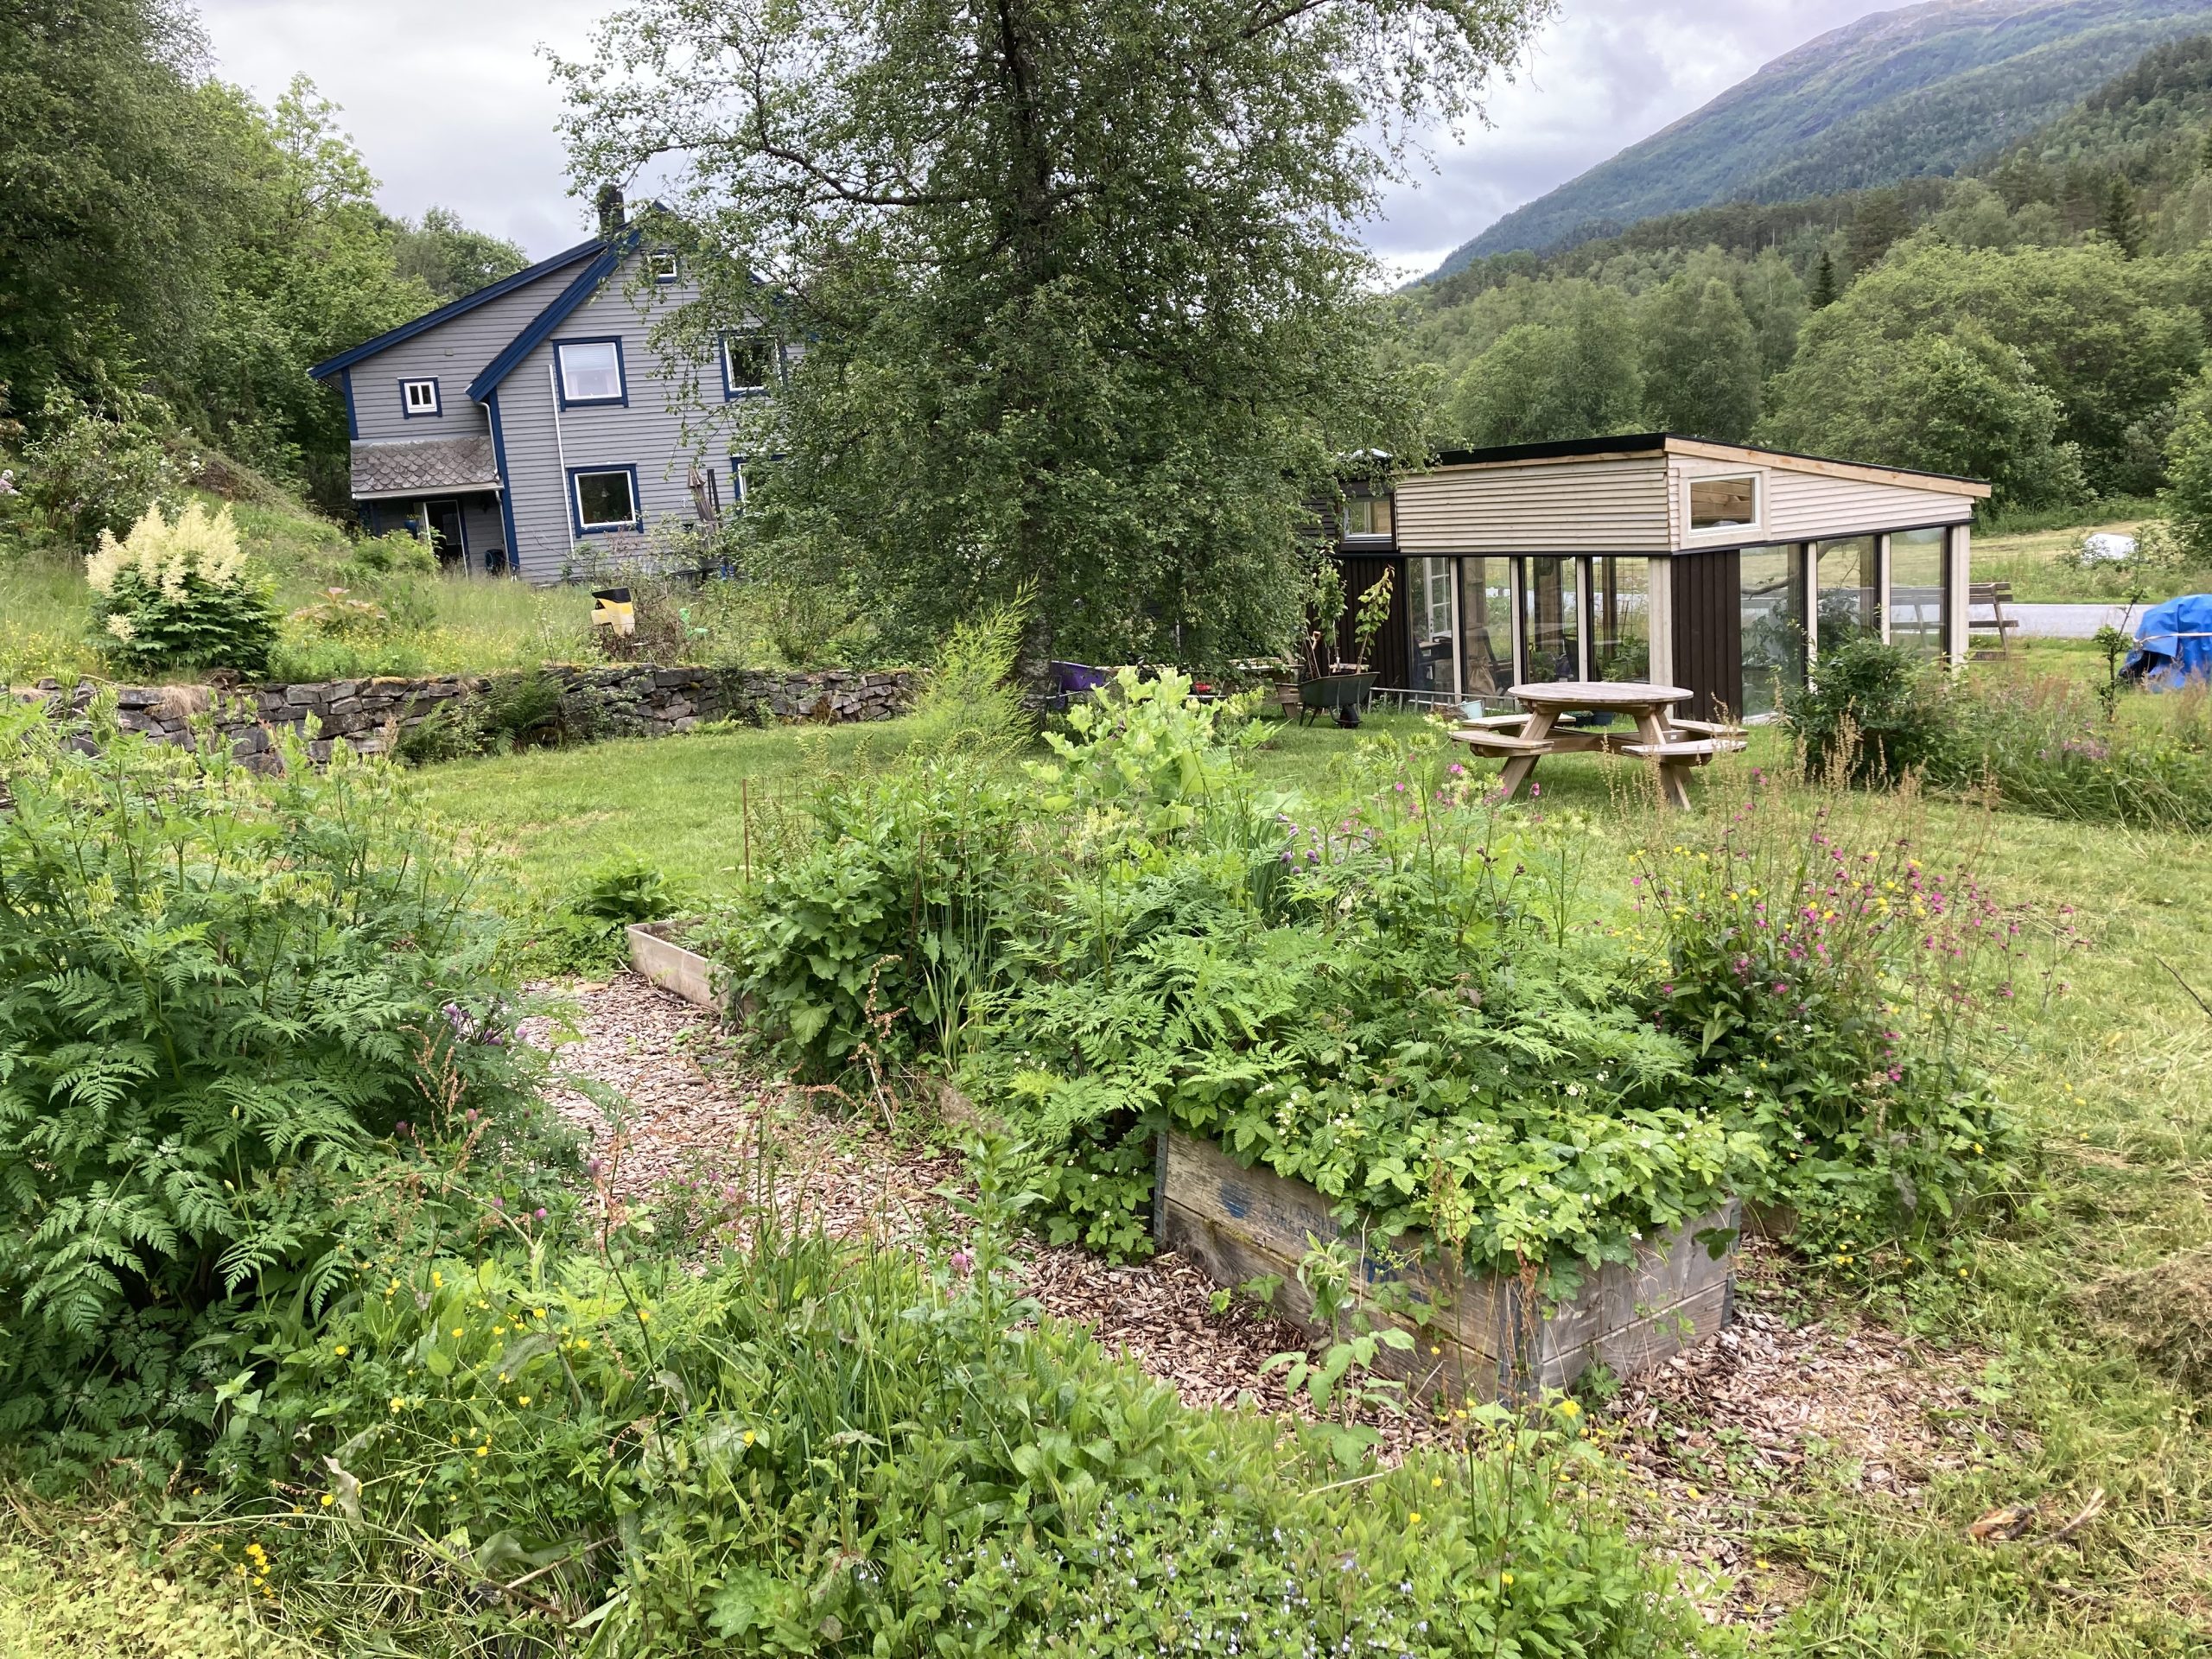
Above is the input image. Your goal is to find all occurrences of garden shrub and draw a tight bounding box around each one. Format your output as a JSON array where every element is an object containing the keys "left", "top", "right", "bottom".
[
  {"left": 1783, "top": 636, "right": 1955, "bottom": 785},
  {"left": 707, "top": 758, "right": 1041, "bottom": 1077},
  {"left": 85, "top": 499, "right": 281, "bottom": 676},
  {"left": 710, "top": 667, "right": 2015, "bottom": 1287},
  {"left": 0, "top": 706, "right": 569, "bottom": 1471},
  {"left": 986, "top": 719, "right": 1762, "bottom": 1273},
  {"left": 900, "top": 597, "right": 1033, "bottom": 762},
  {"left": 21, "top": 387, "right": 184, "bottom": 551},
  {"left": 1640, "top": 772, "right": 2037, "bottom": 1264},
  {"left": 521, "top": 855, "right": 691, "bottom": 975},
  {"left": 209, "top": 1151, "right": 1709, "bottom": 1657}
]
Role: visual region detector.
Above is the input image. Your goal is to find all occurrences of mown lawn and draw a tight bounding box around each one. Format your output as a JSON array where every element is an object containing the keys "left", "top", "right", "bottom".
[{"left": 409, "top": 696, "right": 2212, "bottom": 1653}]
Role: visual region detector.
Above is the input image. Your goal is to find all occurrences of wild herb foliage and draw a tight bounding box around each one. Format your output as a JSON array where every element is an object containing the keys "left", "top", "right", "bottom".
[
  {"left": 719, "top": 671, "right": 2027, "bottom": 1280},
  {"left": 0, "top": 705, "right": 563, "bottom": 1466},
  {"left": 208, "top": 1142, "right": 1707, "bottom": 1657},
  {"left": 1943, "top": 674, "right": 2212, "bottom": 832},
  {"left": 989, "top": 721, "right": 1760, "bottom": 1277},
  {"left": 706, "top": 760, "right": 1039, "bottom": 1076},
  {"left": 1639, "top": 774, "right": 2043, "bottom": 1264},
  {"left": 1784, "top": 639, "right": 2212, "bottom": 833}
]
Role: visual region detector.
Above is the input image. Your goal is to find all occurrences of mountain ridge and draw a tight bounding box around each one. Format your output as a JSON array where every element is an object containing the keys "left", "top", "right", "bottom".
[{"left": 1432, "top": 0, "right": 2212, "bottom": 274}]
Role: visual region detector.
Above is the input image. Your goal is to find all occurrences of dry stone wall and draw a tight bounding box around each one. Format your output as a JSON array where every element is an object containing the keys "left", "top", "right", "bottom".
[{"left": 23, "top": 665, "right": 918, "bottom": 772}]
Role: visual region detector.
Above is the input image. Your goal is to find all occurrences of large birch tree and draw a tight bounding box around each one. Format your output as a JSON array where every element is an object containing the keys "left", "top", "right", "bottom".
[{"left": 554, "top": 0, "right": 1547, "bottom": 662}]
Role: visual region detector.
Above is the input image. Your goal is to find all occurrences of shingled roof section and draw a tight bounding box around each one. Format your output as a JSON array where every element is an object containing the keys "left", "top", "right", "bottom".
[{"left": 349, "top": 436, "right": 501, "bottom": 499}]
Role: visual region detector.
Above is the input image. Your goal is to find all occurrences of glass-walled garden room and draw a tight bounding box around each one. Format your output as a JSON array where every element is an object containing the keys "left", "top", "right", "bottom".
[
  {"left": 1370, "top": 529, "right": 1961, "bottom": 722},
  {"left": 1362, "top": 433, "right": 1986, "bottom": 722}
]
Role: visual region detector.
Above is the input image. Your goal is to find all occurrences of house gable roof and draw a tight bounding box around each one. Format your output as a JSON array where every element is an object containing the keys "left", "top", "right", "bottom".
[
  {"left": 307, "top": 234, "right": 609, "bottom": 383},
  {"left": 463, "top": 238, "right": 632, "bottom": 403}
]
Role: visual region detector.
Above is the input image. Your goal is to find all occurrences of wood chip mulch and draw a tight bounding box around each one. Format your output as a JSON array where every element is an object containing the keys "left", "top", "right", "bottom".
[
  {"left": 519, "top": 971, "right": 1999, "bottom": 1627},
  {"left": 512, "top": 975, "right": 1313, "bottom": 1421},
  {"left": 1597, "top": 1244, "right": 2013, "bottom": 1623}
]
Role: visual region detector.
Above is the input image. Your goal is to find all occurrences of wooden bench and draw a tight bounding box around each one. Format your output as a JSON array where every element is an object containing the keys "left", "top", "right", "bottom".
[
  {"left": 1968, "top": 582, "right": 2018, "bottom": 658},
  {"left": 1618, "top": 738, "right": 1745, "bottom": 763},
  {"left": 1452, "top": 730, "right": 1553, "bottom": 755}
]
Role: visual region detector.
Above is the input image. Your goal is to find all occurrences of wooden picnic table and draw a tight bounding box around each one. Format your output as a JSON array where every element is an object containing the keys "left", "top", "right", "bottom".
[{"left": 1452, "top": 680, "right": 1742, "bottom": 810}]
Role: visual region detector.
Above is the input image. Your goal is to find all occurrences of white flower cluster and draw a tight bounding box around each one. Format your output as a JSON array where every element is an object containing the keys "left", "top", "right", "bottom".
[{"left": 85, "top": 501, "right": 248, "bottom": 600}]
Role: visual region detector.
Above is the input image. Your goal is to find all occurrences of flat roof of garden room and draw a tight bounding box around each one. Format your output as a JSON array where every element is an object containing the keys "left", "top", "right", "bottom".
[{"left": 1395, "top": 433, "right": 1990, "bottom": 559}]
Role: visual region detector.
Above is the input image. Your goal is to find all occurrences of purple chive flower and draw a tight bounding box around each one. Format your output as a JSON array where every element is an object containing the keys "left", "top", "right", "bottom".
[
  {"left": 950, "top": 1248, "right": 976, "bottom": 1277},
  {"left": 534, "top": 1207, "right": 548, "bottom": 1220}
]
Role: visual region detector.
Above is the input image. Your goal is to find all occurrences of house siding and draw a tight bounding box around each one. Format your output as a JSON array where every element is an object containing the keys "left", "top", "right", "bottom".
[
  {"left": 1394, "top": 456, "right": 1673, "bottom": 556},
  {"left": 347, "top": 270, "right": 582, "bottom": 443},
  {"left": 493, "top": 268, "right": 728, "bottom": 580},
  {"left": 1669, "top": 455, "right": 1974, "bottom": 550},
  {"left": 1669, "top": 550, "right": 1744, "bottom": 724}
]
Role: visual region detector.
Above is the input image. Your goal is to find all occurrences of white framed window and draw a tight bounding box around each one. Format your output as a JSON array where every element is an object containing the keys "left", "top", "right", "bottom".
[
  {"left": 401, "top": 378, "right": 440, "bottom": 417},
  {"left": 1687, "top": 473, "right": 1759, "bottom": 533},
  {"left": 556, "top": 339, "right": 626, "bottom": 406},
  {"left": 728, "top": 456, "right": 750, "bottom": 508},
  {"left": 722, "top": 334, "right": 779, "bottom": 397},
  {"left": 571, "top": 466, "right": 639, "bottom": 533},
  {"left": 649, "top": 250, "right": 680, "bottom": 284},
  {"left": 1342, "top": 495, "right": 1392, "bottom": 538}
]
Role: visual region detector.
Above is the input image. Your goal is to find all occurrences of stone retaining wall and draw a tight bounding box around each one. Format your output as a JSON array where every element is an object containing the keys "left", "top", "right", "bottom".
[{"left": 24, "top": 664, "right": 919, "bottom": 772}]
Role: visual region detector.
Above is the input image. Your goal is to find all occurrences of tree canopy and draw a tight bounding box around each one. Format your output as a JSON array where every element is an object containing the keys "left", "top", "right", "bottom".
[
  {"left": 0, "top": 0, "right": 524, "bottom": 508},
  {"left": 555, "top": 0, "right": 1550, "bottom": 663}
]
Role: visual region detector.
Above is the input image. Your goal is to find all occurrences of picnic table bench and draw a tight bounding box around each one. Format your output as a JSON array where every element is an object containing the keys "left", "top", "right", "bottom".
[
  {"left": 1452, "top": 681, "right": 1745, "bottom": 810},
  {"left": 1968, "top": 582, "right": 2018, "bottom": 658}
]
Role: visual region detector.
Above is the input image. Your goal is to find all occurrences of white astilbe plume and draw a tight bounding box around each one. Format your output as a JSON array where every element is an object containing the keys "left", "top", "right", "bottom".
[{"left": 86, "top": 501, "right": 248, "bottom": 599}]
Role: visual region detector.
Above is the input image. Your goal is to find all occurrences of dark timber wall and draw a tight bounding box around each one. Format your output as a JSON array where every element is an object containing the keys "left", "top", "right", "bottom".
[
  {"left": 1332, "top": 555, "right": 1408, "bottom": 688},
  {"left": 1670, "top": 550, "right": 1741, "bottom": 723}
]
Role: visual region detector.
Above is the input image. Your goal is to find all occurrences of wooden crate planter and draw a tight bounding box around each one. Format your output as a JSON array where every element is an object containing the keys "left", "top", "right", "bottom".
[
  {"left": 1155, "top": 1132, "right": 1737, "bottom": 1402},
  {"left": 626, "top": 922, "right": 719, "bottom": 1011}
]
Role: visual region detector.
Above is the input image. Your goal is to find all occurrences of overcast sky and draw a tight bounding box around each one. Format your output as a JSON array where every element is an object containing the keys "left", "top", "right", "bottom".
[{"left": 196, "top": 0, "right": 1887, "bottom": 282}]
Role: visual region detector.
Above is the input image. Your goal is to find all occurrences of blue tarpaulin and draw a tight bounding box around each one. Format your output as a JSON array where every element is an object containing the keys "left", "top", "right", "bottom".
[{"left": 2123, "top": 594, "right": 2212, "bottom": 689}]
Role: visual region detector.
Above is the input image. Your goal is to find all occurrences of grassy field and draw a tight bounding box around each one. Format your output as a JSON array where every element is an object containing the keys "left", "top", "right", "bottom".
[
  {"left": 0, "top": 488, "right": 594, "bottom": 687},
  {"left": 1970, "top": 515, "right": 2190, "bottom": 607},
  {"left": 404, "top": 692, "right": 2212, "bottom": 1653}
]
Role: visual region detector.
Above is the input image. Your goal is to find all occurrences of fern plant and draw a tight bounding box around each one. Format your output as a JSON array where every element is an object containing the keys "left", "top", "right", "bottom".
[{"left": 0, "top": 701, "right": 558, "bottom": 1469}]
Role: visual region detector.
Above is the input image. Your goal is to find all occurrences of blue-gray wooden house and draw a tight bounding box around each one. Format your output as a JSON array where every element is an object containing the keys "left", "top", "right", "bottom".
[{"left": 308, "top": 196, "right": 777, "bottom": 579}]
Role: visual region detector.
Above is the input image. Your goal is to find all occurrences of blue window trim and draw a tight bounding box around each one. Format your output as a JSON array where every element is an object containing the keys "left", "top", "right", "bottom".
[
  {"left": 399, "top": 377, "right": 442, "bottom": 419},
  {"left": 553, "top": 336, "right": 628, "bottom": 409},
  {"left": 728, "top": 453, "right": 785, "bottom": 504},
  {"left": 486, "top": 392, "right": 523, "bottom": 576},
  {"left": 719, "top": 333, "right": 782, "bottom": 402},
  {"left": 568, "top": 463, "right": 643, "bottom": 537},
  {"left": 340, "top": 369, "right": 359, "bottom": 440}
]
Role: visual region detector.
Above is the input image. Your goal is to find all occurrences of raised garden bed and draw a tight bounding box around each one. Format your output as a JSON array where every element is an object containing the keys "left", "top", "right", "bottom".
[
  {"left": 626, "top": 921, "right": 719, "bottom": 1010},
  {"left": 1155, "top": 1131, "right": 1738, "bottom": 1402}
]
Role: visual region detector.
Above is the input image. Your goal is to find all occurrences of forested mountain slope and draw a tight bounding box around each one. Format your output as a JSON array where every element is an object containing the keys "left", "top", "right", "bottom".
[
  {"left": 1401, "top": 29, "right": 2212, "bottom": 516},
  {"left": 1436, "top": 0, "right": 2212, "bottom": 271}
]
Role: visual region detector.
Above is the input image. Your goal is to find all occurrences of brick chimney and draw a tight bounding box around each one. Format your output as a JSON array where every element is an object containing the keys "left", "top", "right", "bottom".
[{"left": 595, "top": 184, "right": 626, "bottom": 241}]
